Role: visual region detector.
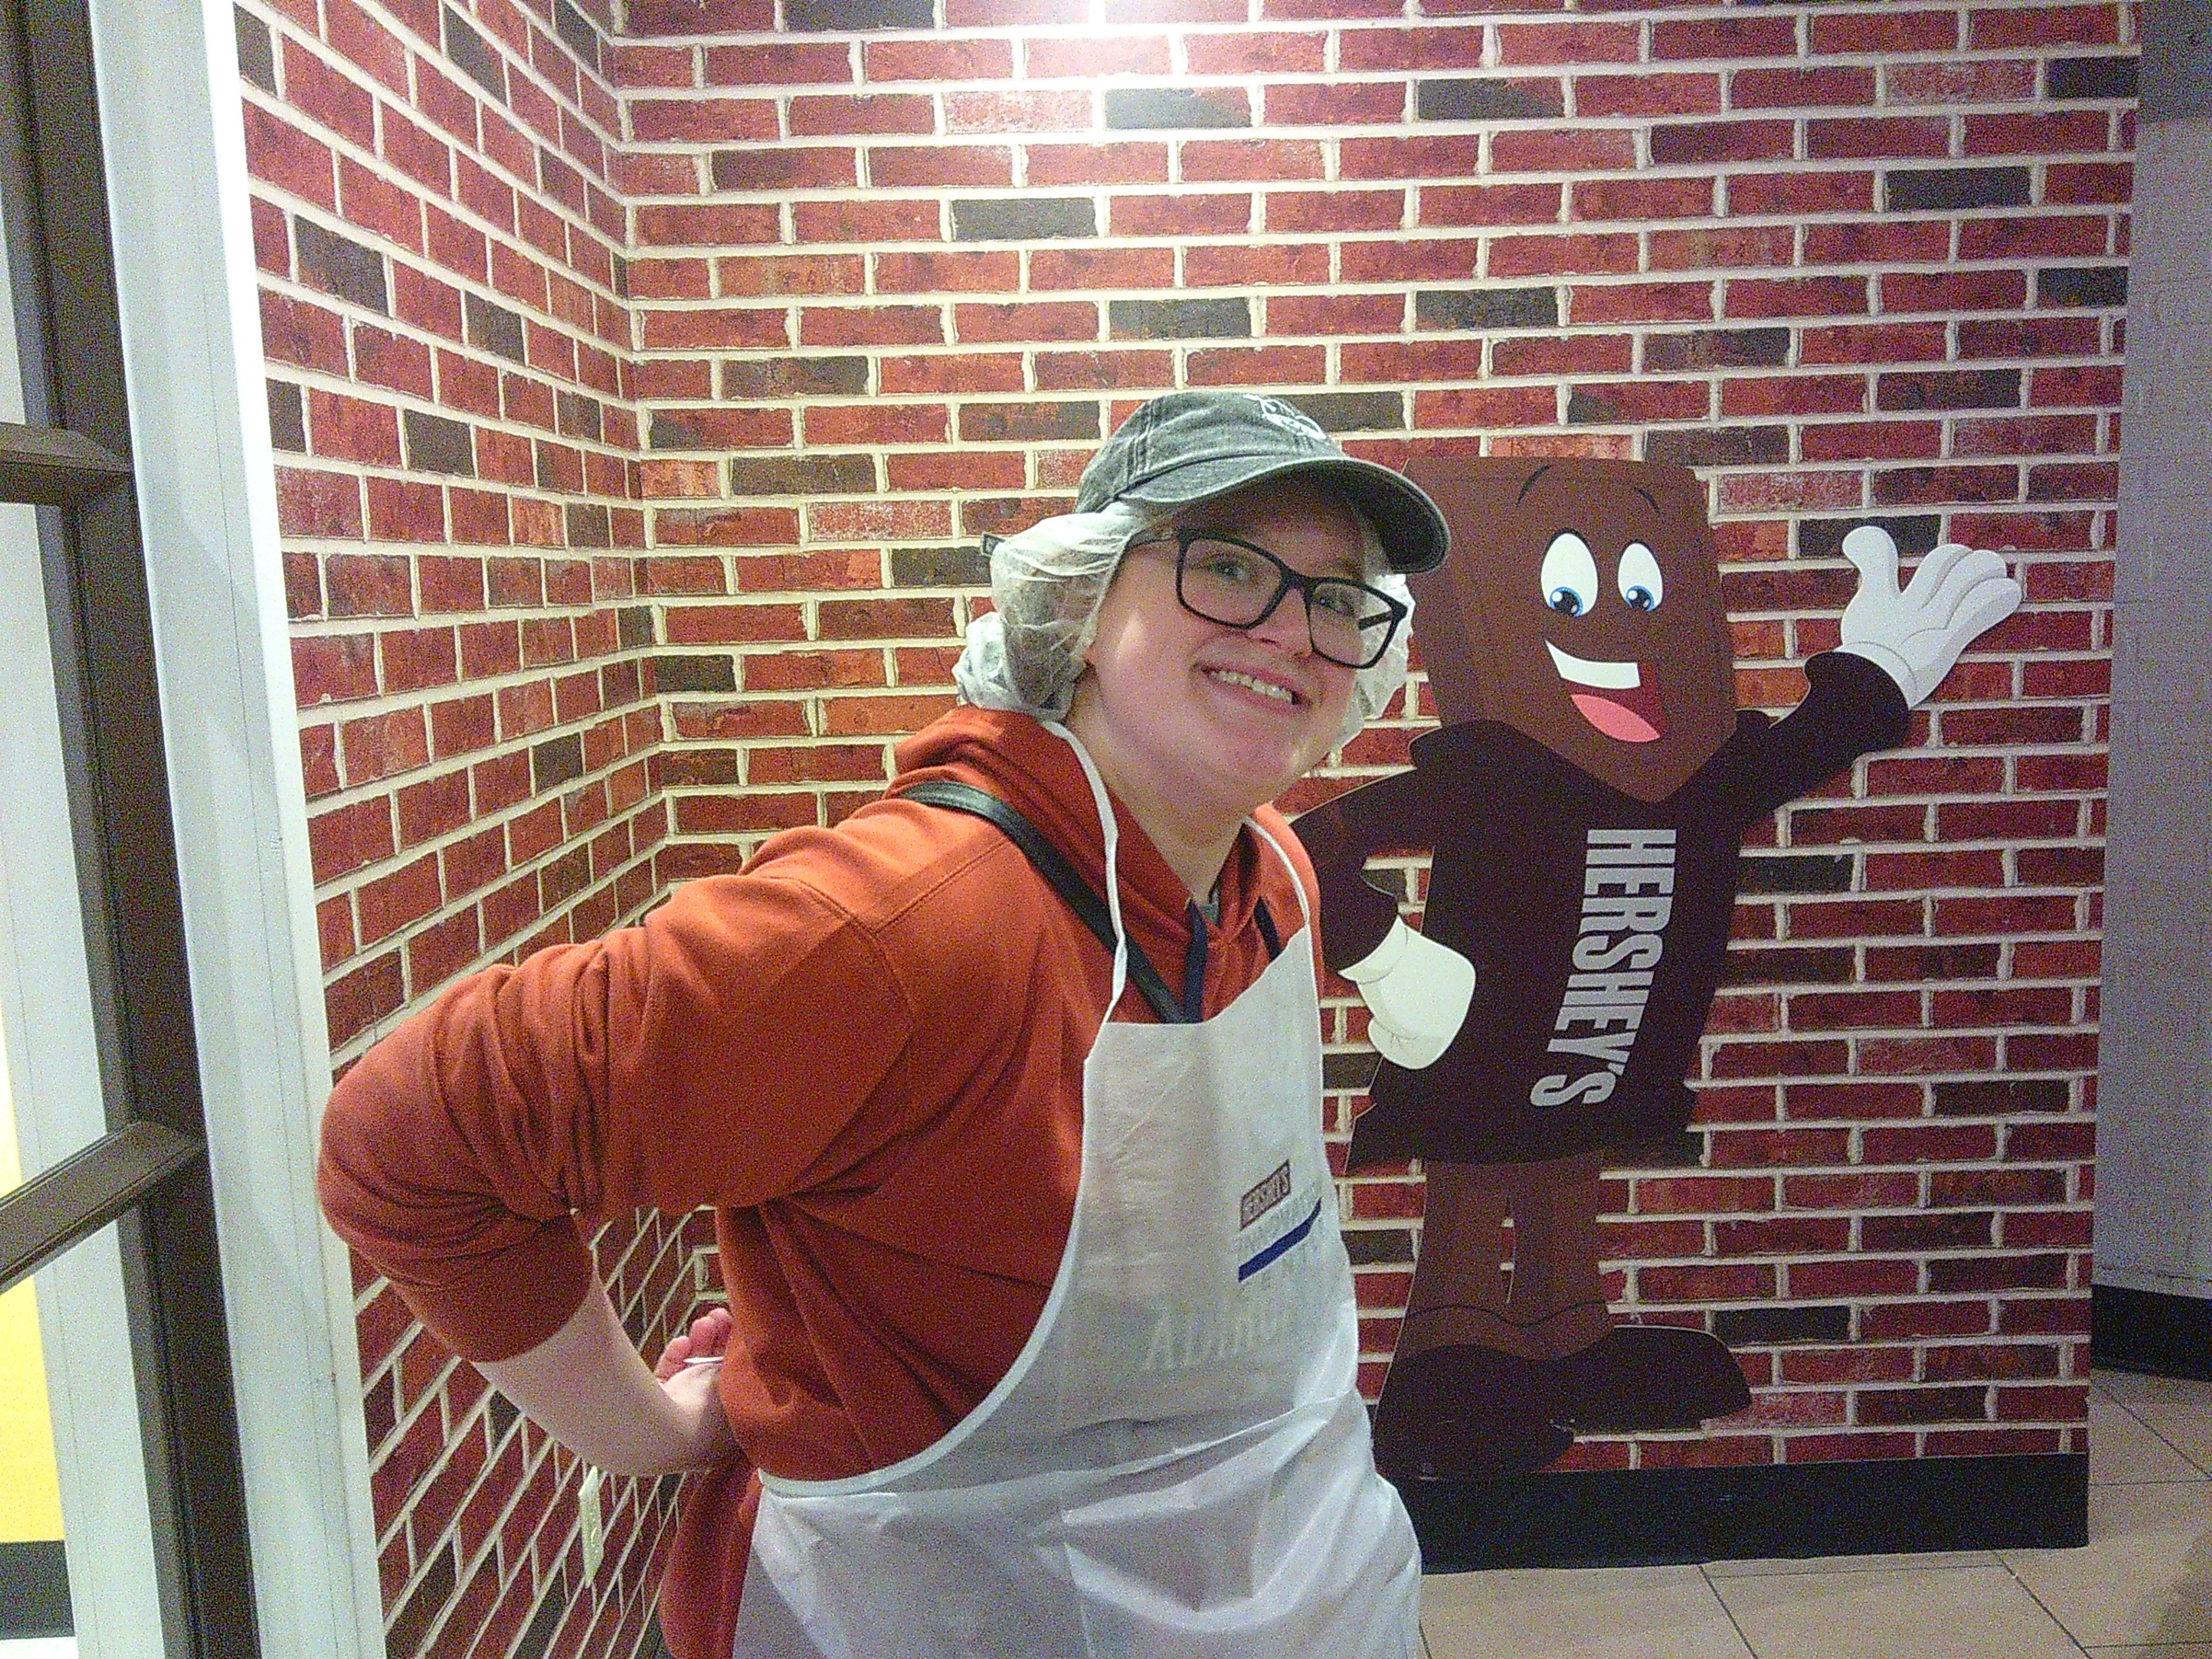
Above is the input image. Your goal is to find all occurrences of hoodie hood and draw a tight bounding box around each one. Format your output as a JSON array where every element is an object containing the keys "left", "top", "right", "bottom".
[{"left": 890, "top": 705, "right": 1285, "bottom": 956}]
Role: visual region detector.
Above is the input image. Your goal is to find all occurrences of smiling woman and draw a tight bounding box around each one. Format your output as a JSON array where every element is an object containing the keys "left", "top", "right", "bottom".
[
  {"left": 1066, "top": 478, "right": 1374, "bottom": 901},
  {"left": 319, "top": 390, "right": 1464, "bottom": 1659}
]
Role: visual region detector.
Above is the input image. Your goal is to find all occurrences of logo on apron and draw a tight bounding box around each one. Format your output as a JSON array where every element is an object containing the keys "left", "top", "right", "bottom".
[
  {"left": 1239, "top": 1160, "right": 1292, "bottom": 1230},
  {"left": 1237, "top": 1195, "right": 1323, "bottom": 1283}
]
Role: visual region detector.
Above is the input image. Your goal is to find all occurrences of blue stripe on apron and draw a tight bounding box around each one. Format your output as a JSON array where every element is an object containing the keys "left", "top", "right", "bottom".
[{"left": 1237, "top": 1197, "right": 1324, "bottom": 1282}]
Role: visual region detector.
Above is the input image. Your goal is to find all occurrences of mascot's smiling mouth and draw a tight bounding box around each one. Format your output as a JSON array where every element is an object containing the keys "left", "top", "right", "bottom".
[{"left": 1545, "top": 641, "right": 1666, "bottom": 744}]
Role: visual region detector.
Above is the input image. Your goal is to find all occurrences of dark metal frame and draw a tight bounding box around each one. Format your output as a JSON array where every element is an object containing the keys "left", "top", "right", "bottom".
[{"left": 0, "top": 0, "right": 261, "bottom": 1651}]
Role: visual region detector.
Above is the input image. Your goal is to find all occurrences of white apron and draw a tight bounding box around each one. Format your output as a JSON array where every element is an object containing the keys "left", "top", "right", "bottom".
[{"left": 729, "top": 728, "right": 1422, "bottom": 1658}]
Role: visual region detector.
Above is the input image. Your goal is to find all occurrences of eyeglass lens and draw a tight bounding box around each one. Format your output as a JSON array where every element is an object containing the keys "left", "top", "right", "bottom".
[{"left": 1175, "top": 536, "right": 1399, "bottom": 668}]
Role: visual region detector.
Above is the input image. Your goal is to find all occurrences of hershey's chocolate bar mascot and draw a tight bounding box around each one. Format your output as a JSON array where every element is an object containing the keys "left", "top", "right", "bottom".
[{"left": 1296, "top": 459, "right": 2020, "bottom": 1479}]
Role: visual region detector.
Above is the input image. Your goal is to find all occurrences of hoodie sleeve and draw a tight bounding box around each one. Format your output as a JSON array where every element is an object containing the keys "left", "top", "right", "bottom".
[{"left": 316, "top": 873, "right": 916, "bottom": 1362}]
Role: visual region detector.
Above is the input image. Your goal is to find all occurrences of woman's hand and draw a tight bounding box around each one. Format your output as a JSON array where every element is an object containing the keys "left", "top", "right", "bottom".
[
  {"left": 479, "top": 1285, "right": 737, "bottom": 1476},
  {"left": 654, "top": 1304, "right": 733, "bottom": 1380},
  {"left": 648, "top": 1305, "right": 736, "bottom": 1471}
]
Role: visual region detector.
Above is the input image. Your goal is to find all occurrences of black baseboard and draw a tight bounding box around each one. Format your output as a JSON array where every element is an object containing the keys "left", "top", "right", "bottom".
[
  {"left": 0, "top": 1540, "right": 70, "bottom": 1638},
  {"left": 2093, "top": 1284, "right": 2212, "bottom": 1379},
  {"left": 1401, "top": 1453, "right": 2087, "bottom": 1572},
  {"left": 0, "top": 1459, "right": 2087, "bottom": 1636}
]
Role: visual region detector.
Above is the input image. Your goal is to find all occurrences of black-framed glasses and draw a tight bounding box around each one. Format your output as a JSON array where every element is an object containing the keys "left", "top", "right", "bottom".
[{"left": 1126, "top": 530, "right": 1408, "bottom": 670}]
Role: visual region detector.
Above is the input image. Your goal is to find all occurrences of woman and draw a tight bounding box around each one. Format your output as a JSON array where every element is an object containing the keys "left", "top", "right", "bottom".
[{"left": 319, "top": 390, "right": 1456, "bottom": 1658}]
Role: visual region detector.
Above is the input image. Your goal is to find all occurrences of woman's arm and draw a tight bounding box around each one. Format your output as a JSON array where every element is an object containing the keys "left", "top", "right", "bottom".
[
  {"left": 317, "top": 872, "right": 916, "bottom": 1361},
  {"left": 478, "top": 1282, "right": 737, "bottom": 1475}
]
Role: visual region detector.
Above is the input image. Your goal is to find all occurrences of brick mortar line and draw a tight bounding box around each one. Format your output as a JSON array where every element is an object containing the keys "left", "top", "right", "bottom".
[
  {"left": 242, "top": 120, "right": 636, "bottom": 333},
  {"left": 287, "top": 590, "right": 642, "bottom": 620},
  {"left": 602, "top": 3, "right": 2119, "bottom": 53},
  {"left": 617, "top": 319, "right": 2122, "bottom": 347},
  {"left": 323, "top": 863, "right": 670, "bottom": 1001},
  {"left": 304, "top": 753, "right": 665, "bottom": 854},
  {"left": 672, "top": 129, "right": 2138, "bottom": 155},
  {"left": 238, "top": 79, "right": 634, "bottom": 321},
  {"left": 273, "top": 474, "right": 640, "bottom": 534},
  {"left": 625, "top": 458, "right": 2118, "bottom": 487},
  {"left": 251, "top": 229, "right": 634, "bottom": 389},
  {"left": 622, "top": 359, "right": 2119, "bottom": 389},
  {"left": 242, "top": 0, "right": 638, "bottom": 207},
  {"left": 395, "top": 1384, "right": 562, "bottom": 1559},
  {"left": 621, "top": 209, "right": 2133, "bottom": 240},
  {"left": 615, "top": 182, "right": 2136, "bottom": 211},
  {"left": 266, "top": 358, "right": 643, "bottom": 472},
  {"left": 255, "top": 274, "right": 639, "bottom": 453},
  {"left": 662, "top": 720, "right": 2097, "bottom": 749},
  {"left": 610, "top": 354, "right": 2123, "bottom": 373},
  {"left": 319, "top": 817, "right": 667, "bottom": 976},
  {"left": 291, "top": 642, "right": 659, "bottom": 699},
  {"left": 298, "top": 674, "right": 659, "bottom": 751},
  {"left": 1592, "top": 1247, "right": 2093, "bottom": 1265},
  {"left": 307, "top": 779, "right": 659, "bottom": 870},
  {"left": 312, "top": 779, "right": 667, "bottom": 885},
  {"left": 384, "top": 1427, "right": 565, "bottom": 1634},
  {"left": 309, "top": 0, "right": 635, "bottom": 145},
  {"left": 621, "top": 327, "right": 2122, "bottom": 360},
  {"left": 619, "top": 106, "right": 2133, "bottom": 138}
]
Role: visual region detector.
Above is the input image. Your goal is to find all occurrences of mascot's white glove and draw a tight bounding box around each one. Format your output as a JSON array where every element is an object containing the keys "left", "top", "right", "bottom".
[
  {"left": 1834, "top": 525, "right": 2022, "bottom": 708},
  {"left": 1341, "top": 918, "right": 1475, "bottom": 1071}
]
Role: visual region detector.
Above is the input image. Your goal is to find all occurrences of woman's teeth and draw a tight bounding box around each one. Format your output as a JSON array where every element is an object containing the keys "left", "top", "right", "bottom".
[{"left": 1208, "top": 668, "right": 1296, "bottom": 704}]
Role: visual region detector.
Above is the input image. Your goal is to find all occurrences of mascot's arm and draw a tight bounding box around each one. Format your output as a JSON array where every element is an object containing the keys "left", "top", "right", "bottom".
[{"left": 1292, "top": 765, "right": 1473, "bottom": 1071}]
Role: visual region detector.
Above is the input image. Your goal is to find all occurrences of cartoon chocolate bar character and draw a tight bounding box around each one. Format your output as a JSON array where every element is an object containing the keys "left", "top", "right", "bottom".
[{"left": 1296, "top": 458, "right": 2020, "bottom": 1479}]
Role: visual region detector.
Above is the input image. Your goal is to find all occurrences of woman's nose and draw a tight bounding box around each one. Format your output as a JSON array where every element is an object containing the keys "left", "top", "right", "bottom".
[{"left": 1247, "top": 586, "right": 1314, "bottom": 655}]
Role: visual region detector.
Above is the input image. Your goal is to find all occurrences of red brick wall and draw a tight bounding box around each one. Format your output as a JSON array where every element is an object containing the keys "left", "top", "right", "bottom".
[
  {"left": 619, "top": 0, "right": 2120, "bottom": 1477},
  {"left": 252, "top": 0, "right": 2124, "bottom": 1650},
  {"left": 240, "top": 0, "right": 701, "bottom": 1649}
]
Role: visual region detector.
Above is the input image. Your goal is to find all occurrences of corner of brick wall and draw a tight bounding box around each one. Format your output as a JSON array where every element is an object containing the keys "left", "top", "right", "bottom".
[{"left": 240, "top": 0, "right": 710, "bottom": 1645}]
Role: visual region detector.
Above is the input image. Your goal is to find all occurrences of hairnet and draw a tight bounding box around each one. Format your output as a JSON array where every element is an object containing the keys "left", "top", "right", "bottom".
[
  {"left": 954, "top": 503, "right": 1154, "bottom": 722},
  {"left": 954, "top": 501, "right": 1415, "bottom": 750}
]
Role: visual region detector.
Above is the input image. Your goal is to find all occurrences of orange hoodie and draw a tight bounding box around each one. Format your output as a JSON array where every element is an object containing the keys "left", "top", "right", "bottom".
[{"left": 316, "top": 706, "right": 1321, "bottom": 1658}]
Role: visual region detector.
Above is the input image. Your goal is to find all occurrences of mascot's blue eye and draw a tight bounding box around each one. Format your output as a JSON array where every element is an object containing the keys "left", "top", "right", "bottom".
[
  {"left": 1616, "top": 542, "right": 1665, "bottom": 612},
  {"left": 1540, "top": 532, "right": 1599, "bottom": 619}
]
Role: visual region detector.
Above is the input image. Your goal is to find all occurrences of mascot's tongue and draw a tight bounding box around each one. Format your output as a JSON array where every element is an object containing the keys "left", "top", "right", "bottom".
[{"left": 1569, "top": 677, "right": 1666, "bottom": 744}]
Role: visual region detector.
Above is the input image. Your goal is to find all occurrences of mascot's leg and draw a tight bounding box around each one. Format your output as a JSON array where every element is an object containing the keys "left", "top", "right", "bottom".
[
  {"left": 1535, "top": 1160, "right": 1751, "bottom": 1433},
  {"left": 1496, "top": 1152, "right": 1612, "bottom": 1360},
  {"left": 1369, "top": 1159, "right": 1572, "bottom": 1481}
]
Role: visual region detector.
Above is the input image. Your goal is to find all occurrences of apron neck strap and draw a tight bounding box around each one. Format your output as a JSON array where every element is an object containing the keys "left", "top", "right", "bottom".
[
  {"left": 1044, "top": 720, "right": 1131, "bottom": 1017},
  {"left": 1242, "top": 817, "right": 1314, "bottom": 936}
]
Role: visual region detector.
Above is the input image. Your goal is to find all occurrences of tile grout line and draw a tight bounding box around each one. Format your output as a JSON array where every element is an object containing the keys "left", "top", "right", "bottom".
[
  {"left": 2023, "top": 1376, "right": 2210, "bottom": 1658},
  {"left": 1996, "top": 1551, "right": 2097, "bottom": 1658},
  {"left": 1698, "top": 1561, "right": 1765, "bottom": 1659},
  {"left": 2123, "top": 1395, "right": 2212, "bottom": 1481}
]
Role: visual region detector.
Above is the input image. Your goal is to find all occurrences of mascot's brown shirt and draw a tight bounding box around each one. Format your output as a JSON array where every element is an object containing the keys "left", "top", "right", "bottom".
[
  {"left": 316, "top": 705, "right": 1319, "bottom": 1659},
  {"left": 1297, "top": 651, "right": 1906, "bottom": 1168}
]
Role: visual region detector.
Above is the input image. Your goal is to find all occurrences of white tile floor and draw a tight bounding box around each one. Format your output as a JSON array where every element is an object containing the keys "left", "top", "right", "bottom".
[
  {"left": 1421, "top": 1368, "right": 2212, "bottom": 1659},
  {"left": 6, "top": 1370, "right": 2208, "bottom": 1659}
]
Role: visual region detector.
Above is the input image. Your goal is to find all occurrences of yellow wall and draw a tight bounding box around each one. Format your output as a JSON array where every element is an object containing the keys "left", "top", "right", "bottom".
[{"left": 0, "top": 1020, "right": 64, "bottom": 1543}]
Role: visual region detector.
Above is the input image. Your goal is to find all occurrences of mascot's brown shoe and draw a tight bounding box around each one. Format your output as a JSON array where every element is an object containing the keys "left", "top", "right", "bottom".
[
  {"left": 1371, "top": 1344, "right": 1574, "bottom": 1481},
  {"left": 1549, "top": 1326, "right": 1751, "bottom": 1432}
]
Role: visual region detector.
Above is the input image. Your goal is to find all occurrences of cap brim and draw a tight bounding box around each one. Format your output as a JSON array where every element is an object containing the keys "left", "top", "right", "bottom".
[{"left": 1118, "top": 454, "right": 1450, "bottom": 574}]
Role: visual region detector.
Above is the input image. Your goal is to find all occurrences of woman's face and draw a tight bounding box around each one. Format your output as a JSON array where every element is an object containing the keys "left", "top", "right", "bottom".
[{"left": 1069, "top": 478, "right": 1366, "bottom": 825}]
